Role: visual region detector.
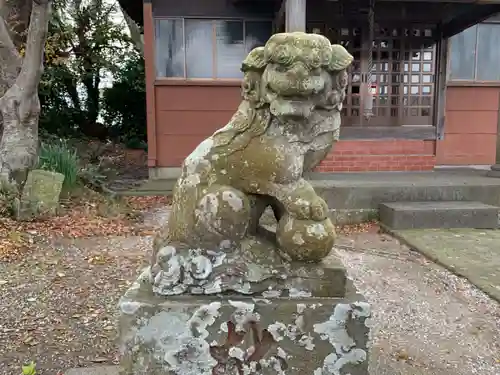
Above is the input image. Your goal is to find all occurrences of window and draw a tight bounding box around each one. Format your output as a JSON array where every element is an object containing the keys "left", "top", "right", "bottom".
[
  {"left": 155, "top": 18, "right": 273, "bottom": 79},
  {"left": 449, "top": 20, "right": 500, "bottom": 81}
]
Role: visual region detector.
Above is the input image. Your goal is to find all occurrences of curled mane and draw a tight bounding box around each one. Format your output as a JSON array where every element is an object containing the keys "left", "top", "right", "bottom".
[
  {"left": 212, "top": 47, "right": 271, "bottom": 154},
  {"left": 210, "top": 36, "right": 353, "bottom": 155}
]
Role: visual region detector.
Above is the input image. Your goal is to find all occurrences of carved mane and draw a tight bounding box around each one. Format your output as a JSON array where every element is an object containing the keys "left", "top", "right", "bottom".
[{"left": 212, "top": 47, "right": 270, "bottom": 154}]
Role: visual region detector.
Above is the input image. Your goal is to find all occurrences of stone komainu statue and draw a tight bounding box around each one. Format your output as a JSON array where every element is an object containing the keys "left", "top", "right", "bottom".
[
  {"left": 118, "top": 33, "right": 371, "bottom": 375},
  {"left": 151, "top": 31, "right": 353, "bottom": 295}
]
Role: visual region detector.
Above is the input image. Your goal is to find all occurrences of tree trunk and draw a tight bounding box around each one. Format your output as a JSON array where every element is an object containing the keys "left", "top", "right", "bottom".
[
  {"left": 0, "top": 0, "right": 51, "bottom": 185},
  {"left": 119, "top": 4, "right": 144, "bottom": 55}
]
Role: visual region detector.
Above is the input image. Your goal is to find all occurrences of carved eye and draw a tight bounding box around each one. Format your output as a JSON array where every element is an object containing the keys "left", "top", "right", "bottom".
[
  {"left": 274, "top": 64, "right": 288, "bottom": 73},
  {"left": 243, "top": 80, "right": 252, "bottom": 91}
]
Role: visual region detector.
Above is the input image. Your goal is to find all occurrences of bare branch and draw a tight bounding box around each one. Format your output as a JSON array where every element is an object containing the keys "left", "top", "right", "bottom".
[
  {"left": 119, "top": 2, "right": 143, "bottom": 55},
  {"left": 0, "top": 0, "right": 33, "bottom": 48}
]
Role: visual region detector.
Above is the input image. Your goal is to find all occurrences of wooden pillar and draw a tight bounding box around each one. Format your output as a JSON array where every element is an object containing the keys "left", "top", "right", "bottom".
[
  {"left": 435, "top": 34, "right": 448, "bottom": 142},
  {"left": 143, "top": 0, "right": 157, "bottom": 168},
  {"left": 285, "top": 0, "right": 306, "bottom": 32}
]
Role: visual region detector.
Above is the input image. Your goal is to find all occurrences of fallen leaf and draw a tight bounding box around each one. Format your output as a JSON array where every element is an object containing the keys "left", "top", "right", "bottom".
[
  {"left": 395, "top": 350, "right": 409, "bottom": 361},
  {"left": 23, "top": 335, "right": 34, "bottom": 344}
]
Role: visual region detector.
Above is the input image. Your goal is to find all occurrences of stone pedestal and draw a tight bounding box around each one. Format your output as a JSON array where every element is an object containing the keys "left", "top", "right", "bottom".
[{"left": 118, "top": 261, "right": 371, "bottom": 375}]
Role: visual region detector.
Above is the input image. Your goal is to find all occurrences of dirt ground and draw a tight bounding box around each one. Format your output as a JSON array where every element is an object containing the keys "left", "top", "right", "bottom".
[{"left": 0, "top": 206, "right": 499, "bottom": 375}]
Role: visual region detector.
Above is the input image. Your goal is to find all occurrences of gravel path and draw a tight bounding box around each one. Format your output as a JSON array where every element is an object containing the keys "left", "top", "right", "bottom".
[
  {"left": 332, "top": 233, "right": 500, "bottom": 375},
  {"left": 0, "top": 208, "right": 499, "bottom": 375}
]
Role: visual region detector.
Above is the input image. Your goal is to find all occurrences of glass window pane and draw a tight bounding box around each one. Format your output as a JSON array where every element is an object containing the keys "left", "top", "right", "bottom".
[
  {"left": 155, "top": 19, "right": 184, "bottom": 78},
  {"left": 476, "top": 23, "right": 500, "bottom": 81},
  {"left": 215, "top": 20, "right": 245, "bottom": 79},
  {"left": 185, "top": 19, "right": 215, "bottom": 79},
  {"left": 449, "top": 25, "right": 477, "bottom": 80},
  {"left": 245, "top": 20, "right": 273, "bottom": 51}
]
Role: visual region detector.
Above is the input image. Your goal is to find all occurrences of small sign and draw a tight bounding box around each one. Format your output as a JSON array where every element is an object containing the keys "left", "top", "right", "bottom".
[{"left": 370, "top": 85, "right": 377, "bottom": 95}]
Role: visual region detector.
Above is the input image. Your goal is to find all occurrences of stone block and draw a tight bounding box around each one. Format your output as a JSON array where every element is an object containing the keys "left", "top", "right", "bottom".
[
  {"left": 16, "top": 169, "right": 64, "bottom": 220},
  {"left": 118, "top": 279, "right": 370, "bottom": 375},
  {"left": 379, "top": 201, "right": 499, "bottom": 230}
]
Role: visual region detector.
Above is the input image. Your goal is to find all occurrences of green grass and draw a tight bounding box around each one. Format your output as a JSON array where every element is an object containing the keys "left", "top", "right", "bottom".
[{"left": 37, "top": 140, "right": 80, "bottom": 191}]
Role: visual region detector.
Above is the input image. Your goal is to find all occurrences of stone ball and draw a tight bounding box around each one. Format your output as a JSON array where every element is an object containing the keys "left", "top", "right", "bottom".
[
  {"left": 194, "top": 185, "right": 251, "bottom": 243},
  {"left": 276, "top": 214, "right": 336, "bottom": 262}
]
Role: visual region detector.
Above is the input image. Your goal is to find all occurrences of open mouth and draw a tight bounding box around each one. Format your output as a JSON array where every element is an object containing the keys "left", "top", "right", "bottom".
[{"left": 267, "top": 85, "right": 324, "bottom": 102}]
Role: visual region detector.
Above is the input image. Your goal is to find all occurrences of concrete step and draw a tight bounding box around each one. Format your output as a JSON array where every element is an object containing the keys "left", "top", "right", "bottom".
[
  {"left": 311, "top": 172, "right": 500, "bottom": 211},
  {"left": 379, "top": 201, "right": 500, "bottom": 230}
]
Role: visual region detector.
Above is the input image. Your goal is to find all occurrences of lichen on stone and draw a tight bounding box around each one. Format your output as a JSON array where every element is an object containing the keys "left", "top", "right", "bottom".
[
  {"left": 313, "top": 302, "right": 371, "bottom": 375},
  {"left": 118, "top": 32, "right": 371, "bottom": 375}
]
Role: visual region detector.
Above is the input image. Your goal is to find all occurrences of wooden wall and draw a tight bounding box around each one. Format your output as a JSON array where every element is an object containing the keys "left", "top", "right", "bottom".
[
  {"left": 436, "top": 86, "right": 500, "bottom": 165},
  {"left": 154, "top": 84, "right": 241, "bottom": 167}
]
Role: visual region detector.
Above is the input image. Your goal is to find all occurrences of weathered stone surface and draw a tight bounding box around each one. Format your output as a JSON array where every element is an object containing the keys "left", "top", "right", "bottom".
[
  {"left": 16, "top": 169, "right": 64, "bottom": 220},
  {"left": 118, "top": 32, "right": 370, "bottom": 375},
  {"left": 152, "top": 32, "right": 353, "bottom": 264},
  {"left": 149, "top": 241, "right": 347, "bottom": 298},
  {"left": 118, "top": 279, "right": 370, "bottom": 375}
]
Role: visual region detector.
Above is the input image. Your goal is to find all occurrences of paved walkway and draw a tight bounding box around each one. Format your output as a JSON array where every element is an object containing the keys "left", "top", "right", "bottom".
[{"left": 392, "top": 228, "right": 500, "bottom": 302}]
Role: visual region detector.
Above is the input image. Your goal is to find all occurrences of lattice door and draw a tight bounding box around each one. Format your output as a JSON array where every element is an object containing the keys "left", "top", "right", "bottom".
[{"left": 307, "top": 23, "right": 436, "bottom": 127}]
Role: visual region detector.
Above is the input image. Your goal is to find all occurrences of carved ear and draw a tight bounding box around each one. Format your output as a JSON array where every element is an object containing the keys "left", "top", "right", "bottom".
[
  {"left": 241, "top": 47, "right": 266, "bottom": 72},
  {"left": 328, "top": 44, "right": 354, "bottom": 72}
]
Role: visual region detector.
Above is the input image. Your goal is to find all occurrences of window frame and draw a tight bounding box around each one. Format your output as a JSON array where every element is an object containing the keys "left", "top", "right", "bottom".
[
  {"left": 447, "top": 17, "right": 500, "bottom": 86},
  {"left": 153, "top": 16, "right": 274, "bottom": 83}
]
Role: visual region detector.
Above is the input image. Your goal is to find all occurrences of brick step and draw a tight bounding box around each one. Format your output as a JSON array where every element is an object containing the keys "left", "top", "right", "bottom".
[
  {"left": 379, "top": 201, "right": 500, "bottom": 230},
  {"left": 316, "top": 154, "right": 435, "bottom": 172}
]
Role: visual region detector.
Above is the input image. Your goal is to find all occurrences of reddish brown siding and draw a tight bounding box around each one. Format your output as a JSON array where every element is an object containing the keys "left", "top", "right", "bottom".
[
  {"left": 153, "top": 84, "right": 437, "bottom": 172},
  {"left": 436, "top": 86, "right": 499, "bottom": 165},
  {"left": 154, "top": 84, "right": 241, "bottom": 166},
  {"left": 316, "top": 140, "right": 436, "bottom": 172}
]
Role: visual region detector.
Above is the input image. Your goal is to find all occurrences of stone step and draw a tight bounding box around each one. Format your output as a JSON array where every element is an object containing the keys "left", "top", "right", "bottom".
[
  {"left": 310, "top": 172, "right": 500, "bottom": 210},
  {"left": 379, "top": 201, "right": 500, "bottom": 230}
]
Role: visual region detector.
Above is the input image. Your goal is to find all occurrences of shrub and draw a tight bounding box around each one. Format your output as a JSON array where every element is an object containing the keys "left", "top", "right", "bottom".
[
  {"left": 102, "top": 54, "right": 146, "bottom": 145},
  {"left": 37, "top": 140, "right": 80, "bottom": 191}
]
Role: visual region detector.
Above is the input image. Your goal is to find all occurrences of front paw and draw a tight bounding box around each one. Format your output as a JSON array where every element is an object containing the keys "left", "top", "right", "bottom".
[{"left": 310, "top": 196, "right": 329, "bottom": 221}]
